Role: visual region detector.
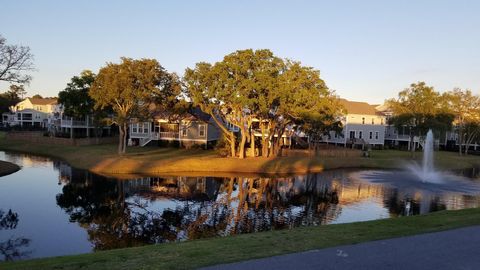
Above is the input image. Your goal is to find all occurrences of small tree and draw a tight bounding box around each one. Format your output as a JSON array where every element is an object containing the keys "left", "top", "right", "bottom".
[
  {"left": 90, "top": 58, "right": 179, "bottom": 154},
  {"left": 0, "top": 35, "right": 34, "bottom": 84}
]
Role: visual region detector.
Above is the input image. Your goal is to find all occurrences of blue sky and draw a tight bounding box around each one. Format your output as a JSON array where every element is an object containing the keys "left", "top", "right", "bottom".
[{"left": 1, "top": 0, "right": 479, "bottom": 103}]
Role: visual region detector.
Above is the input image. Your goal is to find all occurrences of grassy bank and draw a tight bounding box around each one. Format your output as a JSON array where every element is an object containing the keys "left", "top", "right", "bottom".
[
  {"left": 3, "top": 208, "right": 480, "bottom": 270},
  {"left": 0, "top": 160, "right": 20, "bottom": 177},
  {"left": 0, "top": 137, "right": 479, "bottom": 176}
]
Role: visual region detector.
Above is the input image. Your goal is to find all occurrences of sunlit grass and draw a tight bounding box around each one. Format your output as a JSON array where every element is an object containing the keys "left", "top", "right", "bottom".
[{"left": 0, "top": 139, "right": 478, "bottom": 175}]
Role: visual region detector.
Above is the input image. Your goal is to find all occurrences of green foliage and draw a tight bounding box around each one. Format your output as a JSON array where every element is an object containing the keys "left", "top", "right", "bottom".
[
  {"left": 387, "top": 81, "right": 454, "bottom": 138},
  {"left": 184, "top": 49, "right": 342, "bottom": 158},
  {"left": 58, "top": 70, "right": 96, "bottom": 118},
  {"left": 89, "top": 57, "right": 181, "bottom": 154},
  {"left": 0, "top": 85, "right": 24, "bottom": 115}
]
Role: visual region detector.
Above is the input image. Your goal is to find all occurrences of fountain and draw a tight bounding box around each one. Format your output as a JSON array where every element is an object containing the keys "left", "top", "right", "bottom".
[
  {"left": 417, "top": 129, "right": 436, "bottom": 182},
  {"left": 349, "top": 128, "right": 480, "bottom": 194}
]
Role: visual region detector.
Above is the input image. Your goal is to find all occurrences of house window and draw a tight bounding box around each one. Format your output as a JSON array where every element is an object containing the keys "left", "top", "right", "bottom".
[
  {"left": 199, "top": 125, "right": 206, "bottom": 137},
  {"left": 371, "top": 118, "right": 374, "bottom": 124},
  {"left": 381, "top": 118, "right": 384, "bottom": 125},
  {"left": 359, "top": 131, "right": 363, "bottom": 139},
  {"left": 132, "top": 124, "right": 137, "bottom": 133},
  {"left": 349, "top": 131, "right": 355, "bottom": 139},
  {"left": 362, "top": 117, "right": 365, "bottom": 124},
  {"left": 369, "top": 132, "right": 373, "bottom": 139},
  {"left": 375, "top": 132, "right": 379, "bottom": 140},
  {"left": 143, "top": 123, "right": 149, "bottom": 133},
  {"left": 182, "top": 127, "right": 187, "bottom": 137}
]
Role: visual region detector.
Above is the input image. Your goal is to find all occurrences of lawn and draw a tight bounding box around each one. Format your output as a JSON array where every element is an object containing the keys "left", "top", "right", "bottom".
[
  {"left": 3, "top": 207, "right": 480, "bottom": 270},
  {"left": 0, "top": 138, "right": 479, "bottom": 176}
]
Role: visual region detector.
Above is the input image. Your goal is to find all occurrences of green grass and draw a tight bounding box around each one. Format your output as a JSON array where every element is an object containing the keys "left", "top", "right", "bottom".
[
  {"left": 0, "top": 138, "right": 479, "bottom": 176},
  {"left": 3, "top": 208, "right": 480, "bottom": 270}
]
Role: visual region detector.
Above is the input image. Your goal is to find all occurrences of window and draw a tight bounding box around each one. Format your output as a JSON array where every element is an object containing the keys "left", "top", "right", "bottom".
[
  {"left": 375, "top": 132, "right": 379, "bottom": 140},
  {"left": 371, "top": 118, "right": 374, "bottom": 124},
  {"left": 132, "top": 124, "right": 137, "bottom": 133},
  {"left": 381, "top": 118, "right": 384, "bottom": 125},
  {"left": 349, "top": 131, "right": 355, "bottom": 139},
  {"left": 143, "top": 123, "right": 149, "bottom": 133},
  {"left": 182, "top": 127, "right": 187, "bottom": 137},
  {"left": 359, "top": 131, "right": 363, "bottom": 139},
  {"left": 362, "top": 117, "right": 365, "bottom": 124},
  {"left": 369, "top": 132, "right": 373, "bottom": 139},
  {"left": 199, "top": 125, "right": 206, "bottom": 137}
]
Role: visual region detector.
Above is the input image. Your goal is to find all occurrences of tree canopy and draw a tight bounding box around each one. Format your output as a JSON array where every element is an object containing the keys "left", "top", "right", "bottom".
[
  {"left": 387, "top": 81, "right": 454, "bottom": 152},
  {"left": 184, "top": 49, "right": 342, "bottom": 158},
  {"left": 89, "top": 57, "right": 181, "bottom": 154},
  {"left": 58, "top": 70, "right": 96, "bottom": 118},
  {"left": 443, "top": 88, "right": 480, "bottom": 154}
]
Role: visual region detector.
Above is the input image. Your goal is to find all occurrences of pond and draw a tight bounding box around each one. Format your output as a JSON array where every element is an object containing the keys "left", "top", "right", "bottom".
[{"left": 1, "top": 151, "right": 480, "bottom": 261}]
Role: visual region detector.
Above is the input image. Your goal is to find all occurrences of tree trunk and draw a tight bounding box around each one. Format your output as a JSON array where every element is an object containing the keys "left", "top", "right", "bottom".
[
  {"left": 229, "top": 131, "right": 236, "bottom": 158},
  {"left": 260, "top": 122, "right": 268, "bottom": 157},
  {"left": 118, "top": 124, "right": 124, "bottom": 154},
  {"left": 122, "top": 122, "right": 128, "bottom": 154},
  {"left": 458, "top": 129, "right": 463, "bottom": 156},
  {"left": 238, "top": 127, "right": 247, "bottom": 159},
  {"left": 250, "top": 129, "right": 256, "bottom": 157},
  {"left": 409, "top": 131, "right": 415, "bottom": 158}
]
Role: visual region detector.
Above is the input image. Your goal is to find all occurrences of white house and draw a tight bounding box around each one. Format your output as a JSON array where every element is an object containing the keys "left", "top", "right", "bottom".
[
  {"left": 323, "top": 99, "right": 387, "bottom": 148},
  {"left": 2, "top": 97, "right": 59, "bottom": 128}
]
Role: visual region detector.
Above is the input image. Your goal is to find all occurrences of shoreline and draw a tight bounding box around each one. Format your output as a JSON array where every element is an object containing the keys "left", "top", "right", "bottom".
[
  {"left": 0, "top": 140, "right": 479, "bottom": 177},
  {"left": 0, "top": 160, "right": 20, "bottom": 177}
]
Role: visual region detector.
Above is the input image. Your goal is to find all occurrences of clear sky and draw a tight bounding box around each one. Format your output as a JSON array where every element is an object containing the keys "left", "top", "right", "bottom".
[{"left": 1, "top": 0, "right": 479, "bottom": 103}]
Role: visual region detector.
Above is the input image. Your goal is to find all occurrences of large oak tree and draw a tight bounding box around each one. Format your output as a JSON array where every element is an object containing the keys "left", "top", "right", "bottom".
[
  {"left": 89, "top": 58, "right": 179, "bottom": 154},
  {"left": 185, "top": 49, "right": 342, "bottom": 158}
]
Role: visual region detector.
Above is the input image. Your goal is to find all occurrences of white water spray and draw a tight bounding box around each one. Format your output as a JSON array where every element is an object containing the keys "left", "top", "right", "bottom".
[{"left": 422, "top": 129, "right": 434, "bottom": 178}]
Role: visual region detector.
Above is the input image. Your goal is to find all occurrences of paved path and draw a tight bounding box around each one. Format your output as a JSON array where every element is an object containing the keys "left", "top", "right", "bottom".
[{"left": 201, "top": 226, "right": 480, "bottom": 270}]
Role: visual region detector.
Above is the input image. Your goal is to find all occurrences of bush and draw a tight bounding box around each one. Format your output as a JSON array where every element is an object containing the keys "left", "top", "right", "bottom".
[{"left": 215, "top": 134, "right": 231, "bottom": 157}]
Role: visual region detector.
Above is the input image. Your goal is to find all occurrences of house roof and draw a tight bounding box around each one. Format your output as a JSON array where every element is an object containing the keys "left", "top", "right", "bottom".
[
  {"left": 339, "top": 99, "right": 382, "bottom": 116},
  {"left": 28, "top": 97, "right": 57, "bottom": 105}
]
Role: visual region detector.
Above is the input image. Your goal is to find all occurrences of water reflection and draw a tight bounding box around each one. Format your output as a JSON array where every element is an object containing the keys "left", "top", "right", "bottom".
[
  {"left": 1, "top": 151, "right": 480, "bottom": 260},
  {"left": 0, "top": 209, "right": 31, "bottom": 261},
  {"left": 53, "top": 163, "right": 480, "bottom": 252}
]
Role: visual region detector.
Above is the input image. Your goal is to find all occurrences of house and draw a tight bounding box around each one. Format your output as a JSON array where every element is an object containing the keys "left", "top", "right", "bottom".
[
  {"left": 1, "top": 97, "right": 59, "bottom": 128},
  {"left": 129, "top": 107, "right": 221, "bottom": 148},
  {"left": 322, "top": 99, "right": 387, "bottom": 148}
]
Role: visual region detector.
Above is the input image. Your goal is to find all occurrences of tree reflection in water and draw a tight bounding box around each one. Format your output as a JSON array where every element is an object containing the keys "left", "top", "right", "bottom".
[
  {"left": 55, "top": 166, "right": 345, "bottom": 251},
  {"left": 0, "top": 209, "right": 32, "bottom": 262},
  {"left": 53, "top": 162, "right": 480, "bottom": 252}
]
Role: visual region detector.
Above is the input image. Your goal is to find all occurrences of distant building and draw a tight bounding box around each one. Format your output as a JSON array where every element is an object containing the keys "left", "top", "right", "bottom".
[
  {"left": 322, "top": 99, "right": 387, "bottom": 148},
  {"left": 1, "top": 97, "right": 59, "bottom": 128}
]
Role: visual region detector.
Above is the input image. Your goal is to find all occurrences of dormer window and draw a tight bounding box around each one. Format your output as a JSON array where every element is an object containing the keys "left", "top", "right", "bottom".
[
  {"left": 362, "top": 117, "right": 365, "bottom": 124},
  {"left": 371, "top": 118, "right": 374, "bottom": 124}
]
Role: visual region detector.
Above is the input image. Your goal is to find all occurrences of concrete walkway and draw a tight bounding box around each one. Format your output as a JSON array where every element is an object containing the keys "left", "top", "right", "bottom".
[{"left": 201, "top": 226, "right": 480, "bottom": 270}]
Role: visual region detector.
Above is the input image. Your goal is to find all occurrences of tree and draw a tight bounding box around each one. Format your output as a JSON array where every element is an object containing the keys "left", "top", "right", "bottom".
[
  {"left": 185, "top": 49, "right": 342, "bottom": 158},
  {"left": 7, "top": 84, "right": 26, "bottom": 99},
  {"left": 443, "top": 89, "right": 480, "bottom": 155},
  {"left": 387, "top": 82, "right": 454, "bottom": 154},
  {"left": 0, "top": 85, "right": 23, "bottom": 115},
  {"left": 0, "top": 35, "right": 34, "bottom": 84},
  {"left": 58, "top": 70, "right": 96, "bottom": 118},
  {"left": 31, "top": 94, "right": 43, "bottom": 99},
  {"left": 89, "top": 58, "right": 180, "bottom": 154}
]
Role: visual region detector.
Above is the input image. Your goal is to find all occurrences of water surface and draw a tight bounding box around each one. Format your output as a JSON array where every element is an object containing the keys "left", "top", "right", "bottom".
[{"left": 1, "top": 151, "right": 479, "bottom": 261}]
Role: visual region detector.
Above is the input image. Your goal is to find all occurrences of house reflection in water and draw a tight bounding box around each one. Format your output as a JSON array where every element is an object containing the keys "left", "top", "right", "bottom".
[{"left": 52, "top": 161, "right": 480, "bottom": 251}]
